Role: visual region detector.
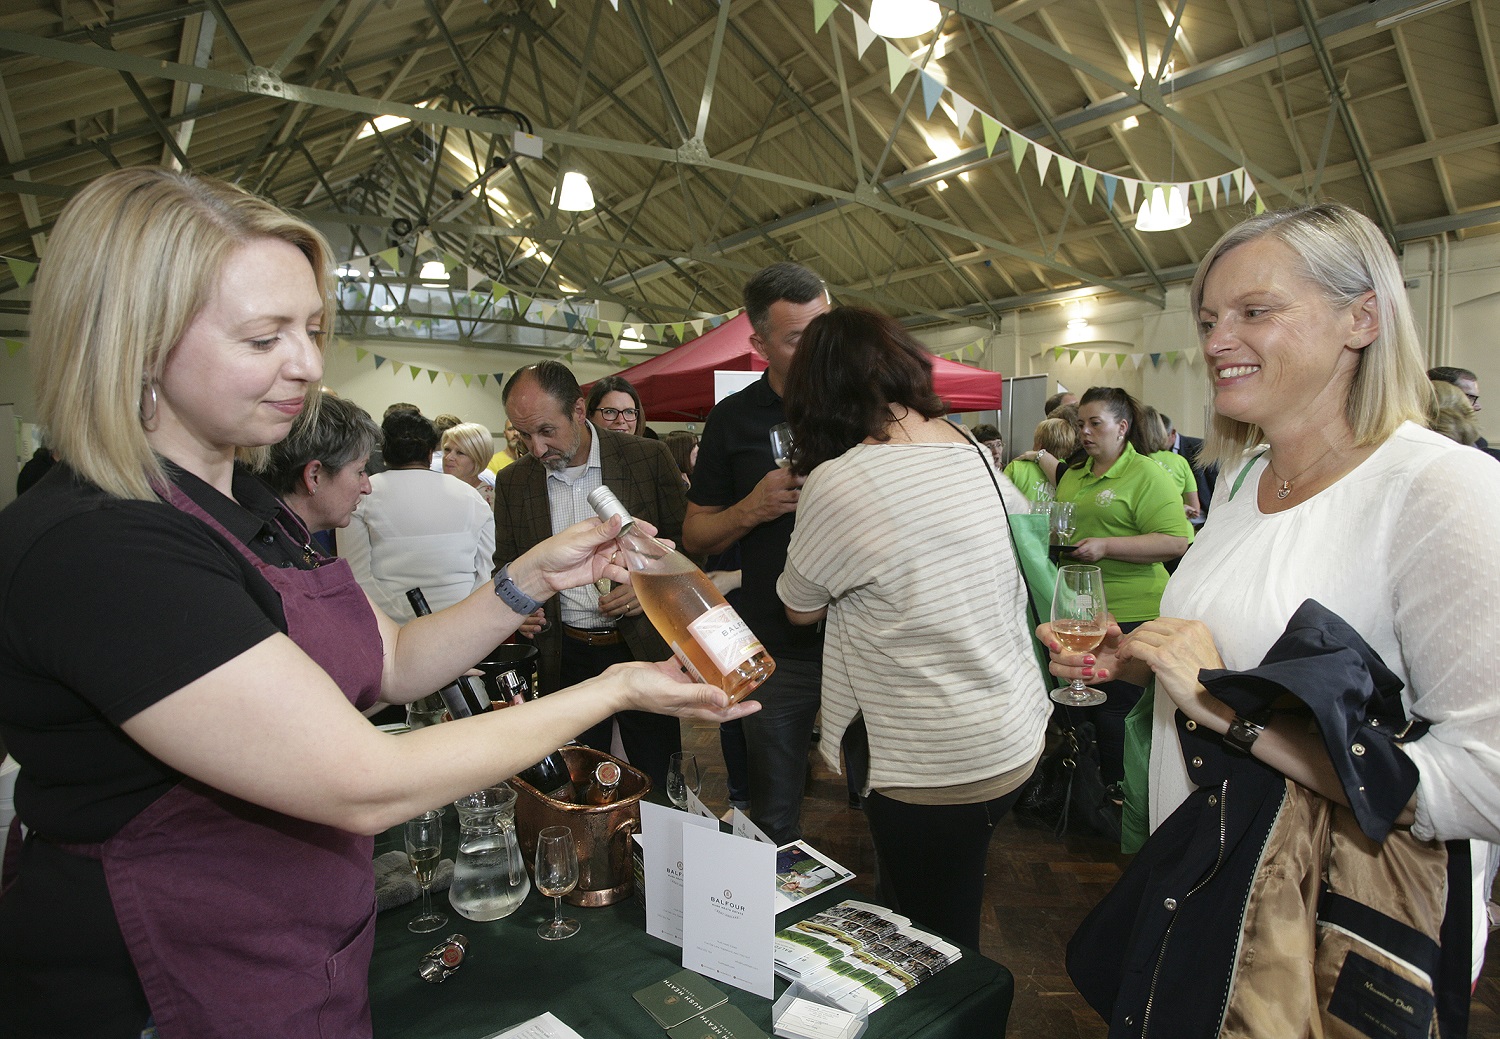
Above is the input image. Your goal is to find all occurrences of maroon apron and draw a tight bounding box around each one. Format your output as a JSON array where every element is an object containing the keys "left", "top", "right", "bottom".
[{"left": 92, "top": 487, "right": 386, "bottom": 1038}]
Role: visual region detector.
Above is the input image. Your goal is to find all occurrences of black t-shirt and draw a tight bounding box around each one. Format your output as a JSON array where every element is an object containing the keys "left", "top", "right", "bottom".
[
  {"left": 0, "top": 463, "right": 310, "bottom": 841},
  {"left": 688, "top": 374, "right": 823, "bottom": 661}
]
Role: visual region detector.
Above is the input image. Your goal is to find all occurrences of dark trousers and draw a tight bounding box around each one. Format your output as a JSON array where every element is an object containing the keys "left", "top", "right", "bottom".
[
  {"left": 740, "top": 656, "right": 822, "bottom": 845},
  {"left": 557, "top": 637, "right": 681, "bottom": 802},
  {"left": 862, "top": 785, "right": 1026, "bottom": 950}
]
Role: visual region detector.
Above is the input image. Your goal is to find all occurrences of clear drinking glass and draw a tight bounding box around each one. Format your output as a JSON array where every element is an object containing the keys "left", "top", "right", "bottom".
[
  {"left": 534, "top": 825, "right": 580, "bottom": 940},
  {"left": 404, "top": 809, "right": 448, "bottom": 933},
  {"left": 769, "top": 423, "right": 794, "bottom": 469},
  {"left": 666, "top": 751, "right": 701, "bottom": 811},
  {"left": 1050, "top": 564, "right": 1109, "bottom": 708}
]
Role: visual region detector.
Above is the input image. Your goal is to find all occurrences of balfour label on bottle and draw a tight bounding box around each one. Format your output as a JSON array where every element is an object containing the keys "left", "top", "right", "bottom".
[{"left": 686, "top": 605, "right": 762, "bottom": 675}]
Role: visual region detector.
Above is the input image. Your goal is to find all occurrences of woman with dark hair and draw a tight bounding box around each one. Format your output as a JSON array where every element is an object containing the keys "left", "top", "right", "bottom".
[
  {"left": 585, "top": 375, "right": 645, "bottom": 437},
  {"left": 1055, "top": 386, "right": 1193, "bottom": 793},
  {"left": 661, "top": 430, "right": 699, "bottom": 488},
  {"left": 263, "top": 393, "right": 380, "bottom": 537},
  {"left": 776, "top": 306, "right": 1047, "bottom": 947},
  {"left": 342, "top": 409, "right": 495, "bottom": 622}
]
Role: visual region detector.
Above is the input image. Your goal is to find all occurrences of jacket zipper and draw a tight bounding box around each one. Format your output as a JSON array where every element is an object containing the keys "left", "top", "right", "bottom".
[{"left": 1140, "top": 779, "right": 1230, "bottom": 1038}]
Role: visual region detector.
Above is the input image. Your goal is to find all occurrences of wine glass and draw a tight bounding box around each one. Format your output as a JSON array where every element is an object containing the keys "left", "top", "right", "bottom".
[
  {"left": 769, "top": 423, "right": 794, "bottom": 469},
  {"left": 405, "top": 809, "right": 448, "bottom": 933},
  {"left": 666, "top": 751, "right": 701, "bottom": 811},
  {"left": 534, "top": 825, "right": 580, "bottom": 940},
  {"left": 1050, "top": 565, "right": 1109, "bottom": 708}
]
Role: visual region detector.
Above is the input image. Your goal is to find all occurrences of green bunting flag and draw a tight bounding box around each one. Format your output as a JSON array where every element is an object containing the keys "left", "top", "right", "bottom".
[
  {"left": 886, "top": 41, "right": 910, "bottom": 93},
  {"left": 1009, "top": 130, "right": 1028, "bottom": 173},
  {"left": 1081, "top": 165, "right": 1098, "bottom": 201},
  {"left": 812, "top": 0, "right": 837, "bottom": 32},
  {"left": 6, "top": 257, "right": 37, "bottom": 289},
  {"left": 428, "top": 370, "right": 439, "bottom": 383},
  {"left": 410, "top": 366, "right": 421, "bottom": 380},
  {"left": 981, "top": 114, "right": 1001, "bottom": 157},
  {"left": 5, "top": 338, "right": 23, "bottom": 356}
]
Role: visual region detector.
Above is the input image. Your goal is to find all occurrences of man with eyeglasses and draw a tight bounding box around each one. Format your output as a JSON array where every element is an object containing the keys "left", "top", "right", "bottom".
[{"left": 1428, "top": 366, "right": 1494, "bottom": 456}]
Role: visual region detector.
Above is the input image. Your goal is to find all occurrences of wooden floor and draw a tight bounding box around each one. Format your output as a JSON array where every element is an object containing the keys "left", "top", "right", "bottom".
[{"left": 681, "top": 718, "right": 1500, "bottom": 1038}]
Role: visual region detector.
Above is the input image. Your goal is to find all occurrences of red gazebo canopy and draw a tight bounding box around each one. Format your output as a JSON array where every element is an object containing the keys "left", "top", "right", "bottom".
[{"left": 593, "top": 313, "right": 1003, "bottom": 421}]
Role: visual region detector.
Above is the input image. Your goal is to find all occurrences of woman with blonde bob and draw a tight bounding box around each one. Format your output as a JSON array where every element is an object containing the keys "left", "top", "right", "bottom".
[
  {"left": 441, "top": 421, "right": 497, "bottom": 505},
  {"left": 1044, "top": 202, "right": 1500, "bottom": 1034},
  {"left": 0, "top": 167, "right": 756, "bottom": 1038}
]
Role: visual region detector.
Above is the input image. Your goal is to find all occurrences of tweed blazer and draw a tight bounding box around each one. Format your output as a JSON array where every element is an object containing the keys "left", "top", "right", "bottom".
[{"left": 492, "top": 424, "right": 687, "bottom": 694}]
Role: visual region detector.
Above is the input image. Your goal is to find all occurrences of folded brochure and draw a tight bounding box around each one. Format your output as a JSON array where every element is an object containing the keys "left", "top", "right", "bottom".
[
  {"left": 773, "top": 900, "right": 961, "bottom": 1014},
  {"left": 666, "top": 1002, "right": 771, "bottom": 1039},
  {"left": 633, "top": 969, "right": 728, "bottom": 1029}
]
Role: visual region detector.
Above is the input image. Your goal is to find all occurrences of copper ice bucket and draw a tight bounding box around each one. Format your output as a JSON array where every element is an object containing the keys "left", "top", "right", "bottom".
[{"left": 511, "top": 745, "right": 649, "bottom": 907}]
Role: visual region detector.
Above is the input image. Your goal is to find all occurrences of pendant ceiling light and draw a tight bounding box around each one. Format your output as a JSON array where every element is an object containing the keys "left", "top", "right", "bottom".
[
  {"left": 1136, "top": 185, "right": 1191, "bottom": 232},
  {"left": 869, "top": 0, "right": 942, "bottom": 39},
  {"left": 554, "top": 170, "right": 595, "bottom": 212},
  {"left": 1133, "top": 63, "right": 1191, "bottom": 233}
]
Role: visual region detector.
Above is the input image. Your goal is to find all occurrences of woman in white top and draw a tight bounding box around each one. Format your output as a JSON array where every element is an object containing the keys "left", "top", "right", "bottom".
[
  {"left": 777, "top": 306, "right": 1047, "bottom": 948},
  {"left": 1044, "top": 202, "right": 1500, "bottom": 1004},
  {"left": 343, "top": 409, "right": 495, "bottom": 621}
]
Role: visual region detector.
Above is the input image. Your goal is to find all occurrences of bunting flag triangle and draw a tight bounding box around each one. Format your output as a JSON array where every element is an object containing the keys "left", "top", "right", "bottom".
[
  {"left": 1115, "top": 354, "right": 1128, "bottom": 368},
  {"left": 1058, "top": 157, "right": 1077, "bottom": 195},
  {"left": 563, "top": 312, "right": 579, "bottom": 330},
  {"left": 5, "top": 338, "right": 23, "bottom": 356},
  {"left": 462, "top": 374, "right": 472, "bottom": 387},
  {"left": 1242, "top": 175, "right": 1257, "bottom": 200},
  {"left": 1149, "top": 353, "right": 1161, "bottom": 367},
  {"left": 1123, "top": 179, "right": 1140, "bottom": 210},
  {"left": 1193, "top": 180, "right": 1205, "bottom": 211},
  {"left": 415, "top": 232, "right": 435, "bottom": 255},
  {"left": 812, "top": 0, "right": 837, "bottom": 31},
  {"left": 607, "top": 0, "right": 617, "bottom": 9},
  {"left": 373, "top": 355, "right": 387, "bottom": 369},
  {"left": 586, "top": 317, "right": 599, "bottom": 334},
  {"left": 1078, "top": 167, "right": 1104, "bottom": 208},
  {"left": 981, "top": 114, "right": 1002, "bottom": 157},
  {"left": 886, "top": 41, "right": 912, "bottom": 93},
  {"left": 478, "top": 374, "right": 488, "bottom": 387},
  {"left": 1068, "top": 349, "right": 1079, "bottom": 363},
  {"left": 1103, "top": 174, "right": 1119, "bottom": 208},
  {"left": 493, "top": 373, "right": 506, "bottom": 385},
  {"left": 1206, "top": 175, "right": 1219, "bottom": 208},
  {"left": 852, "top": 13, "right": 877, "bottom": 58},
  {"left": 391, "top": 361, "right": 404, "bottom": 375},
  {"left": 444, "top": 372, "right": 456, "bottom": 386},
  {"left": 1131, "top": 354, "right": 1146, "bottom": 368},
  {"left": 514, "top": 294, "right": 532, "bottom": 316},
  {"left": 410, "top": 366, "right": 422, "bottom": 380},
  {"left": 1053, "top": 346, "right": 1065, "bottom": 360},
  {"left": 672, "top": 322, "right": 686, "bottom": 340},
  {"left": 427, "top": 369, "right": 439, "bottom": 383},
  {"left": 356, "top": 348, "right": 369, "bottom": 362},
  {"left": 1219, "top": 173, "right": 1233, "bottom": 202},
  {"left": 1035, "top": 146, "right": 1054, "bottom": 184},
  {"left": 952, "top": 95, "right": 976, "bottom": 139},
  {"left": 6, "top": 258, "right": 37, "bottom": 289},
  {"left": 1165, "top": 351, "right": 1180, "bottom": 366},
  {"left": 1008, "top": 129, "right": 1030, "bottom": 173},
  {"left": 376, "top": 247, "right": 400, "bottom": 270},
  {"left": 350, "top": 256, "right": 372, "bottom": 278},
  {"left": 1255, "top": 194, "right": 1266, "bottom": 214},
  {"left": 919, "top": 71, "right": 944, "bottom": 118},
  {"left": 607, "top": 320, "right": 624, "bottom": 338},
  {"left": 536, "top": 303, "right": 557, "bottom": 323},
  {"left": 1234, "top": 169, "right": 1247, "bottom": 201},
  {"left": 466, "top": 267, "right": 484, "bottom": 292},
  {"left": 690, "top": 319, "right": 705, "bottom": 336}
]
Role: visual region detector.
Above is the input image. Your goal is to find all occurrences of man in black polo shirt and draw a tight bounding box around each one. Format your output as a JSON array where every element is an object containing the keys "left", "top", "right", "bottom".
[{"left": 684, "top": 262, "right": 829, "bottom": 844}]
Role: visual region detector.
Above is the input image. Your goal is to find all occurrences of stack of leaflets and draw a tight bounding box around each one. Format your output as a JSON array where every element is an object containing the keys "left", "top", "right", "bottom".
[
  {"left": 633, "top": 969, "right": 770, "bottom": 1039},
  {"left": 772, "top": 901, "right": 962, "bottom": 1014}
]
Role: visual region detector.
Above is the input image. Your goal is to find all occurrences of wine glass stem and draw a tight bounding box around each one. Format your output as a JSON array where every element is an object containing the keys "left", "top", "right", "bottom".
[
  {"left": 553, "top": 894, "right": 562, "bottom": 927},
  {"left": 420, "top": 883, "right": 431, "bottom": 918}
]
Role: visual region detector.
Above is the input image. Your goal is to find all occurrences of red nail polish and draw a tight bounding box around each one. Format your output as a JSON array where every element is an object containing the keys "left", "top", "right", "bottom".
[
  {"left": 1083, "top": 655, "right": 1096, "bottom": 665},
  {"left": 1082, "top": 669, "right": 1095, "bottom": 678}
]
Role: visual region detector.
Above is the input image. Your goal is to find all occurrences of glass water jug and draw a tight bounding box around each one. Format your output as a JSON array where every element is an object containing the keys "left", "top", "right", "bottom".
[{"left": 450, "top": 784, "right": 530, "bottom": 921}]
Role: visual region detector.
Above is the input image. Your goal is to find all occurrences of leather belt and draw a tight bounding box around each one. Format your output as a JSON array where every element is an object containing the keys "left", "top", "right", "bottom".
[{"left": 563, "top": 624, "right": 622, "bottom": 647}]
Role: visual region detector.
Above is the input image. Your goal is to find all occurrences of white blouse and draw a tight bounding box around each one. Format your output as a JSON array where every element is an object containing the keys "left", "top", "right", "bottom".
[{"left": 1153, "top": 422, "right": 1500, "bottom": 845}]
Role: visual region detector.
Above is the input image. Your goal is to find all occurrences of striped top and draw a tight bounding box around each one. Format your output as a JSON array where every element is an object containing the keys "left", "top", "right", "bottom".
[{"left": 778, "top": 441, "right": 1049, "bottom": 800}]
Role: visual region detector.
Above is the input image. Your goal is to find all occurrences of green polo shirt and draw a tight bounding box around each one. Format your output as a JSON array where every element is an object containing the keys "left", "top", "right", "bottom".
[
  {"left": 1002, "top": 458, "right": 1050, "bottom": 502},
  {"left": 1057, "top": 443, "right": 1193, "bottom": 622},
  {"left": 1149, "top": 450, "right": 1195, "bottom": 498}
]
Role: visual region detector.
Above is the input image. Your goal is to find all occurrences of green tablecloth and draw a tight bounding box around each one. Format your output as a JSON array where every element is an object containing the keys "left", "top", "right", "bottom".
[{"left": 370, "top": 828, "right": 1012, "bottom": 1038}]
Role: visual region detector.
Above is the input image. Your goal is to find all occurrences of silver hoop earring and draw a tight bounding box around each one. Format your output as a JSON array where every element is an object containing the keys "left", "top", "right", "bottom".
[{"left": 139, "top": 381, "right": 158, "bottom": 424}]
